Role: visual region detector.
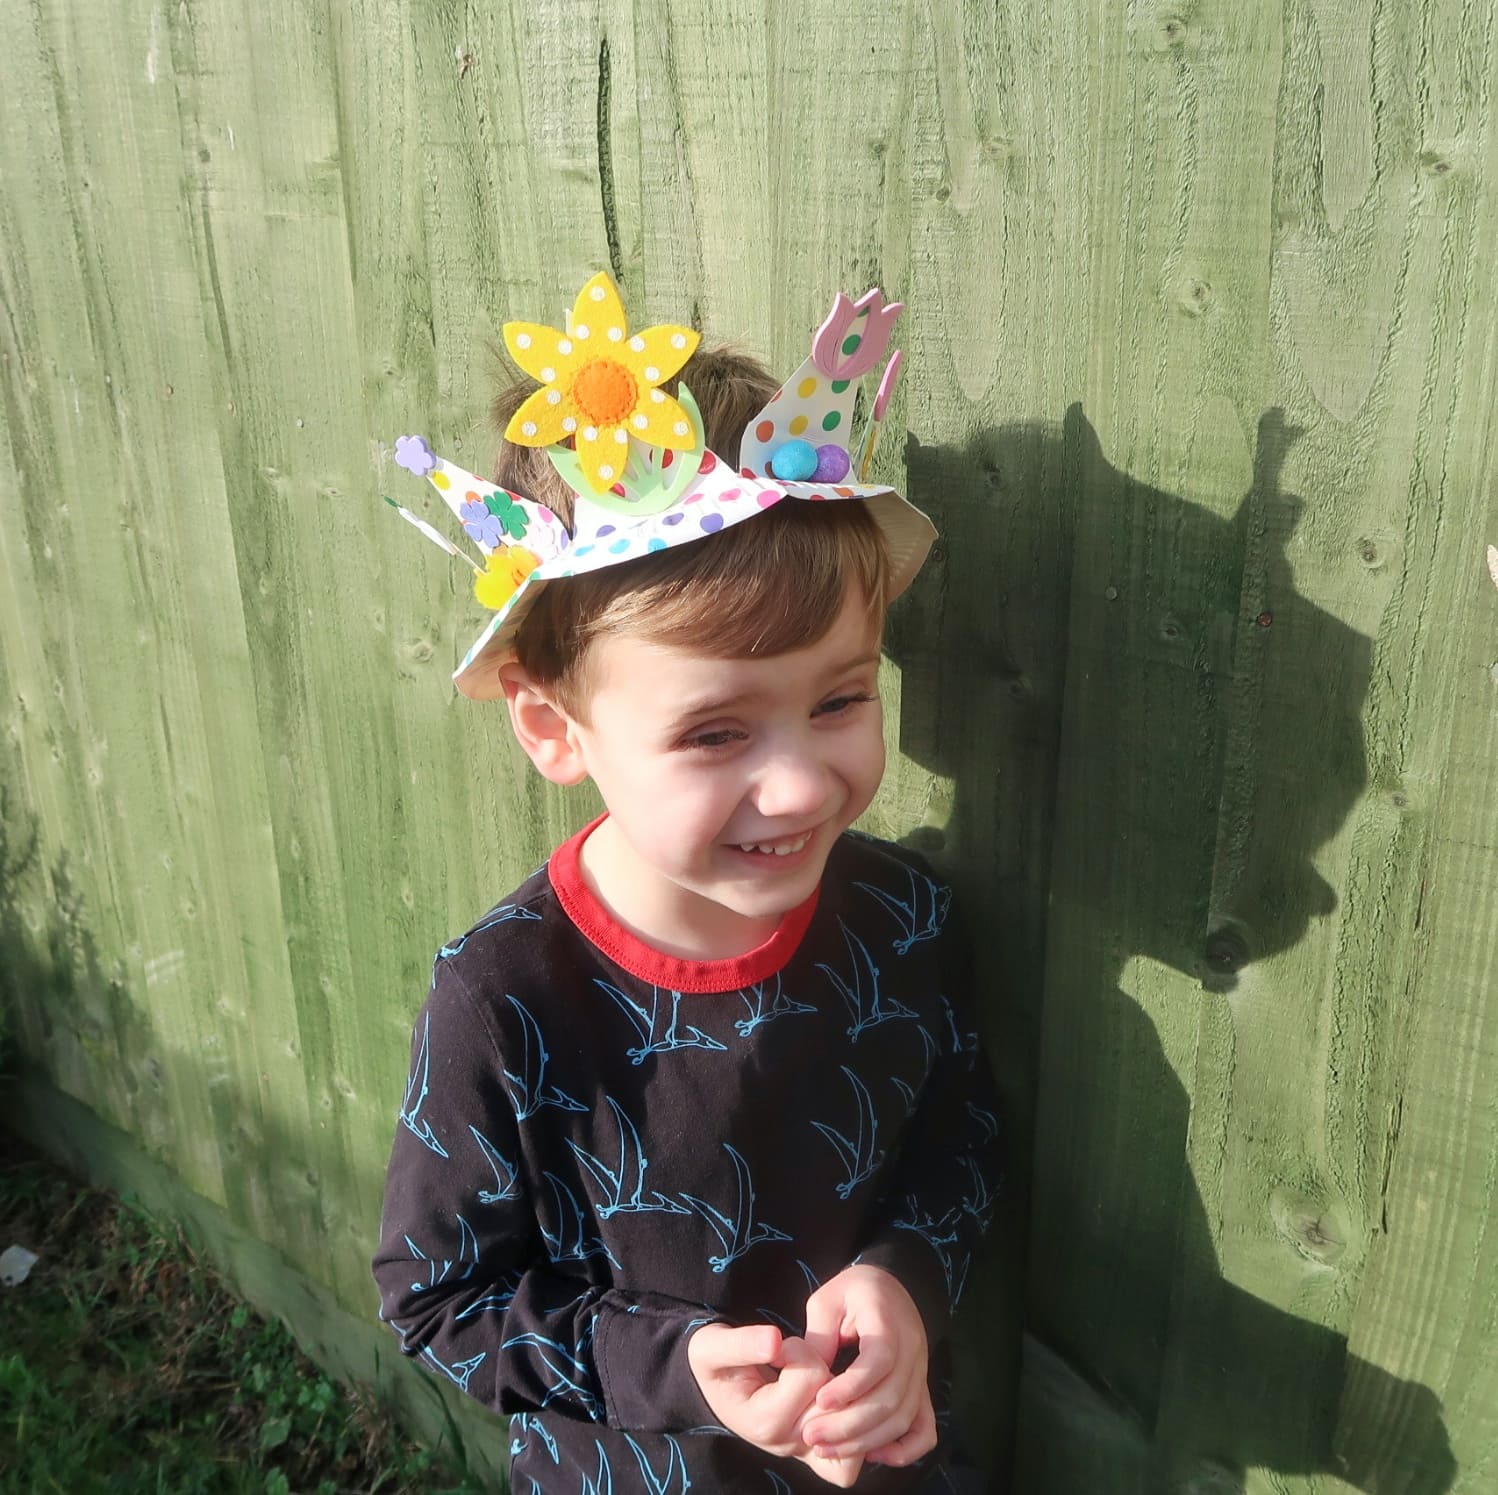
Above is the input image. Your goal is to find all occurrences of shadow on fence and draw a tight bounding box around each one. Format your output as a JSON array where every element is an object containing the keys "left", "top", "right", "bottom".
[{"left": 894, "top": 406, "right": 1455, "bottom": 1494}]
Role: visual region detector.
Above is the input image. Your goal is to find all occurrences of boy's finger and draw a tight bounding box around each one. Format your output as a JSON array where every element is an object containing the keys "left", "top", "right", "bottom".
[
  {"left": 813, "top": 1330, "right": 897, "bottom": 1409},
  {"left": 864, "top": 1395, "right": 939, "bottom": 1467},
  {"left": 801, "top": 1291, "right": 845, "bottom": 1372},
  {"left": 769, "top": 1336, "right": 834, "bottom": 1410},
  {"left": 809, "top": 1403, "right": 917, "bottom": 1462},
  {"left": 798, "top": 1449, "right": 864, "bottom": 1489},
  {"left": 802, "top": 1368, "right": 917, "bottom": 1452}
]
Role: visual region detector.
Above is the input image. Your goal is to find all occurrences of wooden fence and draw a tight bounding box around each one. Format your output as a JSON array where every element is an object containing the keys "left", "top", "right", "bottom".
[{"left": 3, "top": 0, "right": 1497, "bottom": 1489}]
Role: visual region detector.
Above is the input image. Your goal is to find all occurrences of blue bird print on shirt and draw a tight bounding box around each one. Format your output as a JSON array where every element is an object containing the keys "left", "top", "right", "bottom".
[
  {"left": 540, "top": 1173, "right": 621, "bottom": 1268},
  {"left": 580, "top": 1439, "right": 614, "bottom": 1495},
  {"left": 437, "top": 901, "right": 543, "bottom": 960},
  {"left": 596, "top": 981, "right": 729, "bottom": 1065},
  {"left": 939, "top": 992, "right": 979, "bottom": 1056},
  {"left": 454, "top": 1267, "right": 523, "bottom": 1322},
  {"left": 502, "top": 1326, "right": 603, "bottom": 1419},
  {"left": 766, "top": 1474, "right": 795, "bottom": 1493},
  {"left": 734, "top": 975, "right": 816, "bottom": 1037},
  {"left": 569, "top": 1096, "right": 691, "bottom": 1219},
  {"left": 469, "top": 1124, "right": 520, "bottom": 1204},
  {"left": 856, "top": 865, "right": 951, "bottom": 954},
  {"left": 818, "top": 921, "right": 917, "bottom": 1042},
  {"left": 515, "top": 1408, "right": 563, "bottom": 1468},
  {"left": 965, "top": 1100, "right": 1000, "bottom": 1144},
  {"left": 681, "top": 1145, "right": 791, "bottom": 1272},
  {"left": 510, "top": 1412, "right": 560, "bottom": 1465},
  {"left": 624, "top": 1434, "right": 692, "bottom": 1494},
  {"left": 757, "top": 1305, "right": 800, "bottom": 1335},
  {"left": 894, "top": 1020, "right": 940, "bottom": 1117},
  {"left": 399, "top": 1012, "right": 450, "bottom": 1158},
  {"left": 960, "top": 1152, "right": 1001, "bottom": 1230},
  {"left": 891, "top": 1195, "right": 972, "bottom": 1306},
  {"left": 420, "top": 1344, "right": 486, "bottom": 1393},
  {"left": 502, "top": 995, "right": 588, "bottom": 1121},
  {"left": 403, "top": 1212, "right": 478, "bottom": 1294},
  {"left": 811, "top": 1066, "right": 886, "bottom": 1199}
]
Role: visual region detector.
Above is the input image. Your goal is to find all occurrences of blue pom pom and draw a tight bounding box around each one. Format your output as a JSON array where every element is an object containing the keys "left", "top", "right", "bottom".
[{"left": 769, "top": 438, "right": 818, "bottom": 481}]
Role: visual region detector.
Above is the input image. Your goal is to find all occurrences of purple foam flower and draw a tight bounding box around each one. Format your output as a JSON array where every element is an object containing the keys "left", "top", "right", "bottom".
[
  {"left": 395, "top": 434, "right": 437, "bottom": 476},
  {"left": 460, "top": 498, "right": 504, "bottom": 547}
]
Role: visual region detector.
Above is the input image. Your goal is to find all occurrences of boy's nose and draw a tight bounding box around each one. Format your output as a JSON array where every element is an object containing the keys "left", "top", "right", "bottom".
[{"left": 753, "top": 751, "right": 834, "bottom": 820}]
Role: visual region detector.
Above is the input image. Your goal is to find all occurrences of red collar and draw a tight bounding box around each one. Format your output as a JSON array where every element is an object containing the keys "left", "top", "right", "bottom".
[{"left": 547, "top": 814, "right": 820, "bottom": 994}]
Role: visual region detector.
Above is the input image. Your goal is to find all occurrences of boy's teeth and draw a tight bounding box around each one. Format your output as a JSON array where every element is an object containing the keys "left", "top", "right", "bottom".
[{"left": 739, "top": 834, "right": 810, "bottom": 856}]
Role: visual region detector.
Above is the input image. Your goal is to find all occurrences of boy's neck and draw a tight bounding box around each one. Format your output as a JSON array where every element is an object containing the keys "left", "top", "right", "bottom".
[{"left": 577, "top": 817, "right": 785, "bottom": 963}]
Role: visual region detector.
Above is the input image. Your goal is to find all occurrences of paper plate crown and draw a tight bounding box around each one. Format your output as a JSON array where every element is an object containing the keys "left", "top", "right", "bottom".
[{"left": 388, "top": 272, "right": 935, "bottom": 701}]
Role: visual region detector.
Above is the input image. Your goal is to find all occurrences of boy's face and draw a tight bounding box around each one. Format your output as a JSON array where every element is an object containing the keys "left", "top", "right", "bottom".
[{"left": 560, "top": 582, "right": 887, "bottom": 958}]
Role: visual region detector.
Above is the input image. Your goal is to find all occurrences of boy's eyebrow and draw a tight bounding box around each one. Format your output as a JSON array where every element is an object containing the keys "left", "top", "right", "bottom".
[{"left": 664, "top": 649, "right": 883, "bottom": 727}]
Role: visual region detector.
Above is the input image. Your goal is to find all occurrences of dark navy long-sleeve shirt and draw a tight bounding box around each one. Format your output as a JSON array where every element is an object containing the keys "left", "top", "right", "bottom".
[{"left": 372, "top": 818, "right": 1002, "bottom": 1492}]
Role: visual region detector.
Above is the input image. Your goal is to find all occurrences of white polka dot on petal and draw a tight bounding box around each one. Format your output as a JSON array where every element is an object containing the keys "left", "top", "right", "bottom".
[
  {"left": 590, "top": 285, "right": 606, "bottom": 301},
  {"left": 644, "top": 365, "right": 659, "bottom": 381},
  {"left": 607, "top": 326, "right": 623, "bottom": 342},
  {"left": 515, "top": 332, "right": 532, "bottom": 348},
  {"left": 650, "top": 389, "right": 666, "bottom": 403},
  {"left": 671, "top": 333, "right": 686, "bottom": 349},
  {"left": 614, "top": 429, "right": 628, "bottom": 445},
  {"left": 574, "top": 324, "right": 590, "bottom": 339},
  {"left": 600, "top": 464, "right": 614, "bottom": 479},
  {"left": 521, "top": 421, "right": 537, "bottom": 436},
  {"left": 633, "top": 413, "right": 648, "bottom": 429},
  {"left": 558, "top": 338, "right": 573, "bottom": 355},
  {"left": 673, "top": 421, "right": 688, "bottom": 436},
  {"left": 540, "top": 366, "right": 555, "bottom": 382},
  {"left": 546, "top": 389, "right": 561, "bottom": 405},
  {"left": 583, "top": 426, "right": 598, "bottom": 442},
  {"left": 562, "top": 417, "right": 577, "bottom": 432},
  {"left": 629, "top": 335, "right": 645, "bottom": 352}
]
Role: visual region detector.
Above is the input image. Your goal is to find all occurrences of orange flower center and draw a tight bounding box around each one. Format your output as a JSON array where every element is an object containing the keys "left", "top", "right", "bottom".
[
  {"left": 505, "top": 548, "right": 539, "bottom": 587},
  {"left": 570, "top": 360, "right": 637, "bottom": 425}
]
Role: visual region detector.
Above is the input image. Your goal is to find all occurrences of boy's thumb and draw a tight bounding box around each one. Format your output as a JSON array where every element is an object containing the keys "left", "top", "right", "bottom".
[{"left": 697, "top": 1322, "right": 781, "bottom": 1371}]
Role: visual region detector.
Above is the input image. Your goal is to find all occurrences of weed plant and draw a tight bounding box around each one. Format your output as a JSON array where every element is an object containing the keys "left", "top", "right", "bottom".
[{"left": 0, "top": 1134, "right": 487, "bottom": 1494}]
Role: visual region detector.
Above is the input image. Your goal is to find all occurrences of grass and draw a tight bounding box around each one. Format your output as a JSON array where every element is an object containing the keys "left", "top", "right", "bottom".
[{"left": 0, "top": 1132, "right": 488, "bottom": 1495}]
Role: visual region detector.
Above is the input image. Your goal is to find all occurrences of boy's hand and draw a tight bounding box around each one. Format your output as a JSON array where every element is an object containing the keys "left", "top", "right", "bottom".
[
  {"left": 800, "top": 1264, "right": 937, "bottom": 1468},
  {"left": 687, "top": 1323, "right": 864, "bottom": 1487}
]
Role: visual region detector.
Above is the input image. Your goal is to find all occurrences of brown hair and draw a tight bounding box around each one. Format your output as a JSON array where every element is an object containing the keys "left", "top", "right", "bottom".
[{"left": 490, "top": 343, "right": 891, "bottom": 719}]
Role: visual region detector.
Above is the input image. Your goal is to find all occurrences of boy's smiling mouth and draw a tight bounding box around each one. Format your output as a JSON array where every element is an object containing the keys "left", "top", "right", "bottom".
[{"left": 733, "top": 832, "right": 813, "bottom": 857}]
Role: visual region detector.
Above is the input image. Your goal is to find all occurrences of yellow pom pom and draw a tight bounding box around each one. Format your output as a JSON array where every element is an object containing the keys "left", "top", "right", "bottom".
[{"left": 474, "top": 546, "right": 540, "bottom": 610}]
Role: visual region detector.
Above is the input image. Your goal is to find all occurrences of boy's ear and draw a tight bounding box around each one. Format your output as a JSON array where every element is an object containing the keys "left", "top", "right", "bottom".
[{"left": 498, "top": 664, "right": 590, "bottom": 786}]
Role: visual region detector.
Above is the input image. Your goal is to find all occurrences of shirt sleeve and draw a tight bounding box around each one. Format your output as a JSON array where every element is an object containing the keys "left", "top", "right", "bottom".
[
  {"left": 854, "top": 866, "right": 1005, "bottom": 1340},
  {"left": 370, "top": 957, "right": 719, "bottom": 1432}
]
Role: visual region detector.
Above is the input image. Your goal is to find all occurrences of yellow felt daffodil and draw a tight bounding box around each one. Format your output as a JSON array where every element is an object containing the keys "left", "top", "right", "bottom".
[
  {"left": 474, "top": 545, "right": 540, "bottom": 611},
  {"left": 502, "top": 272, "right": 701, "bottom": 493}
]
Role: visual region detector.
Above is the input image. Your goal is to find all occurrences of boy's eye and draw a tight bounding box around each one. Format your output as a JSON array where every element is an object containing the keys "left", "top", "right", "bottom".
[
  {"left": 814, "top": 691, "right": 878, "bottom": 717},
  {"left": 683, "top": 727, "right": 748, "bottom": 751}
]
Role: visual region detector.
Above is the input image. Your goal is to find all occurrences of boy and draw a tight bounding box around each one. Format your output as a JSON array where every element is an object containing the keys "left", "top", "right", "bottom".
[{"left": 374, "top": 275, "right": 1001, "bottom": 1491}]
